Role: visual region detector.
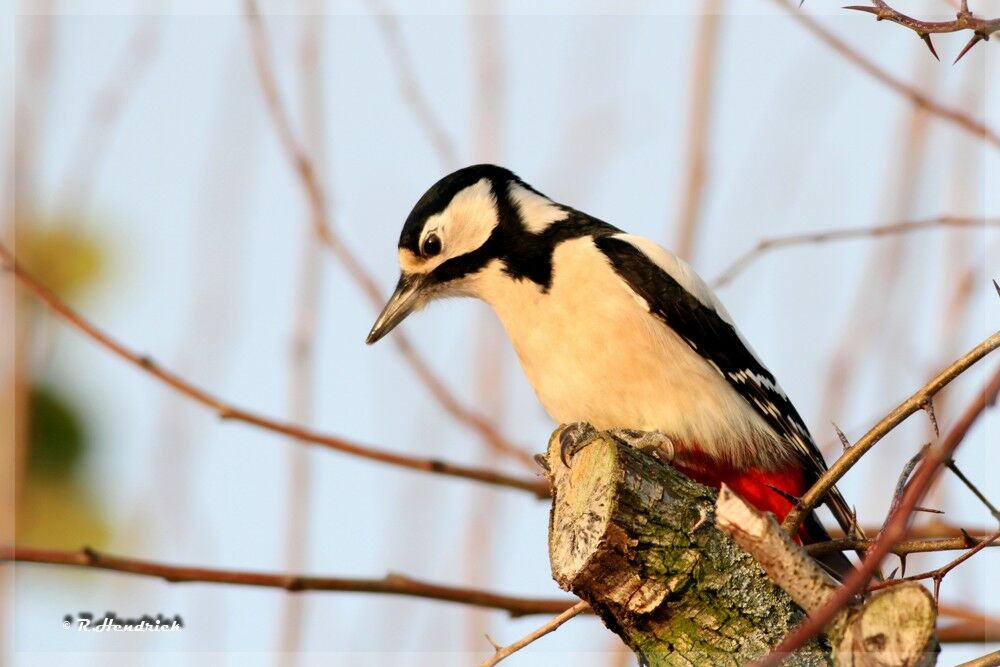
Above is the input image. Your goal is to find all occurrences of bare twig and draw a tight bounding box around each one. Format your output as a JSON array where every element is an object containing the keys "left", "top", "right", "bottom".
[
  {"left": 867, "top": 528, "right": 1000, "bottom": 601},
  {"left": 782, "top": 331, "right": 1000, "bottom": 535},
  {"left": 845, "top": 0, "right": 1000, "bottom": 63},
  {"left": 946, "top": 459, "right": 1000, "bottom": 523},
  {"left": 2, "top": 545, "right": 575, "bottom": 617},
  {"left": 712, "top": 216, "right": 999, "bottom": 288},
  {"left": 772, "top": 0, "right": 1000, "bottom": 148},
  {"left": 0, "top": 244, "right": 550, "bottom": 498},
  {"left": 479, "top": 600, "right": 590, "bottom": 666},
  {"left": 672, "top": 0, "right": 723, "bottom": 262},
  {"left": 763, "top": 364, "right": 1000, "bottom": 664},
  {"left": 804, "top": 532, "right": 1000, "bottom": 557},
  {"left": 366, "top": 0, "right": 459, "bottom": 169},
  {"left": 242, "top": 1, "right": 532, "bottom": 467}
]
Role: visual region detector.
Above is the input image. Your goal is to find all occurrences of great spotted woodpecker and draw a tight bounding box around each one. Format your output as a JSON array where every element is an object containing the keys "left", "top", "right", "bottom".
[{"left": 367, "top": 164, "right": 856, "bottom": 578}]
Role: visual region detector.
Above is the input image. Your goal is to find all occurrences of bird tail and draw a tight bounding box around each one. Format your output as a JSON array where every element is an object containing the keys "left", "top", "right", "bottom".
[{"left": 802, "top": 510, "right": 855, "bottom": 582}]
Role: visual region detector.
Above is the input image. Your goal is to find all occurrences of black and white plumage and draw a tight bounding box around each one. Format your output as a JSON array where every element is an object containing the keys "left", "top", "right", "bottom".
[{"left": 367, "top": 164, "right": 856, "bottom": 576}]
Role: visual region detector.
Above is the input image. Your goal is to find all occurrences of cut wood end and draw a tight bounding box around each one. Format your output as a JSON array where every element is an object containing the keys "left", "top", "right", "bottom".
[
  {"left": 836, "top": 583, "right": 938, "bottom": 667},
  {"left": 547, "top": 427, "right": 619, "bottom": 585}
]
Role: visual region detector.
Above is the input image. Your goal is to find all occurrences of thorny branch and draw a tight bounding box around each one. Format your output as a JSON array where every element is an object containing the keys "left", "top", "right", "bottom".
[
  {"left": 803, "top": 532, "right": 1000, "bottom": 557},
  {"left": 867, "top": 528, "right": 1000, "bottom": 601},
  {"left": 242, "top": 0, "right": 534, "bottom": 468},
  {"left": 2, "top": 546, "right": 574, "bottom": 618},
  {"left": 761, "top": 363, "right": 1000, "bottom": 665},
  {"left": 0, "top": 244, "right": 549, "bottom": 498},
  {"left": 845, "top": 0, "right": 1000, "bottom": 63},
  {"left": 712, "top": 216, "right": 1000, "bottom": 288},
  {"left": 782, "top": 330, "right": 1000, "bottom": 535},
  {"left": 773, "top": 0, "right": 1000, "bottom": 149}
]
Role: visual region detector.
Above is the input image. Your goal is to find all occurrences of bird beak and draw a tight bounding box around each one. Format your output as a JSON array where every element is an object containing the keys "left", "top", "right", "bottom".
[{"left": 366, "top": 274, "right": 425, "bottom": 344}]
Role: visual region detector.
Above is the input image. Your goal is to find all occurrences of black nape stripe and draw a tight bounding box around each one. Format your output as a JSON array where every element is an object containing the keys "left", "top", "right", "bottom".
[{"left": 412, "top": 165, "right": 620, "bottom": 291}]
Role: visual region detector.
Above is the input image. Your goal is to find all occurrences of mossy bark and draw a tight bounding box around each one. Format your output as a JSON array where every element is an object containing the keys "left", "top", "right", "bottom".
[{"left": 546, "top": 426, "right": 830, "bottom": 666}]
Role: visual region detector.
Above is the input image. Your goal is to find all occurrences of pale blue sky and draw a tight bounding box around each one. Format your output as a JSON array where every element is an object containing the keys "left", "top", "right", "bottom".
[{"left": 5, "top": 1, "right": 999, "bottom": 665}]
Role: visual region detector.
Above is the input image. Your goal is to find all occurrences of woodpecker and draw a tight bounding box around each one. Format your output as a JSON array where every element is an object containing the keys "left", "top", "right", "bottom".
[{"left": 367, "top": 164, "right": 856, "bottom": 578}]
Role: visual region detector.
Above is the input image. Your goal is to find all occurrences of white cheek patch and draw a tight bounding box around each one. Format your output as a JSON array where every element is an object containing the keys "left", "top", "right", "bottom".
[
  {"left": 400, "top": 178, "right": 499, "bottom": 276},
  {"left": 508, "top": 183, "right": 567, "bottom": 232}
]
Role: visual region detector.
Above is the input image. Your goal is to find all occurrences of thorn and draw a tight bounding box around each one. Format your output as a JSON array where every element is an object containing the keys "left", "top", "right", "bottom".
[
  {"left": 485, "top": 634, "right": 502, "bottom": 652},
  {"left": 844, "top": 5, "right": 880, "bottom": 16},
  {"left": 953, "top": 32, "right": 984, "bottom": 64},
  {"left": 832, "top": 422, "right": 852, "bottom": 451},
  {"left": 849, "top": 506, "right": 863, "bottom": 539},
  {"left": 765, "top": 484, "right": 801, "bottom": 504},
  {"left": 960, "top": 528, "right": 980, "bottom": 547},
  {"left": 993, "top": 279, "right": 999, "bottom": 298},
  {"left": 919, "top": 33, "right": 939, "bottom": 61},
  {"left": 920, "top": 398, "right": 939, "bottom": 436},
  {"left": 898, "top": 553, "right": 907, "bottom": 577},
  {"left": 533, "top": 453, "right": 550, "bottom": 472},
  {"left": 886, "top": 566, "right": 899, "bottom": 580},
  {"left": 912, "top": 506, "right": 945, "bottom": 514}
]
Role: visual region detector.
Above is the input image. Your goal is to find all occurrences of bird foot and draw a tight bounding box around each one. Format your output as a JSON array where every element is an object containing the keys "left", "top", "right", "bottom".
[
  {"left": 558, "top": 422, "right": 599, "bottom": 468},
  {"left": 558, "top": 423, "right": 676, "bottom": 468},
  {"left": 607, "top": 428, "right": 676, "bottom": 464}
]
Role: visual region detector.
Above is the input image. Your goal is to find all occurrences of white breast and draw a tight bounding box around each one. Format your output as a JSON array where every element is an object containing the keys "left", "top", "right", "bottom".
[{"left": 470, "top": 236, "right": 781, "bottom": 469}]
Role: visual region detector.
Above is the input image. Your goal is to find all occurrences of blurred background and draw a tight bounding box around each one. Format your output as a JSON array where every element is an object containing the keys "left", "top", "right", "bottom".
[{"left": 2, "top": 0, "right": 998, "bottom": 665}]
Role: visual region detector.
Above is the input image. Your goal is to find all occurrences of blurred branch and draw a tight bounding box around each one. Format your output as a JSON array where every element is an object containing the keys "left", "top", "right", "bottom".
[
  {"left": 0, "top": 244, "right": 549, "bottom": 498},
  {"left": 2, "top": 545, "right": 574, "bottom": 617},
  {"left": 804, "top": 532, "right": 1000, "bottom": 557},
  {"left": 367, "top": 0, "right": 459, "bottom": 169},
  {"left": 56, "top": 15, "right": 163, "bottom": 214},
  {"left": 782, "top": 331, "right": 1000, "bottom": 535},
  {"left": 277, "top": 5, "right": 326, "bottom": 657},
  {"left": 763, "top": 363, "right": 1000, "bottom": 664},
  {"left": 242, "top": 1, "right": 533, "bottom": 468},
  {"left": 712, "top": 216, "right": 999, "bottom": 288},
  {"left": 940, "top": 623, "right": 1000, "bottom": 645},
  {"left": 480, "top": 601, "right": 590, "bottom": 666},
  {"left": 672, "top": 0, "right": 723, "bottom": 262},
  {"left": 772, "top": 0, "right": 1000, "bottom": 149},
  {"left": 845, "top": 0, "right": 1000, "bottom": 63}
]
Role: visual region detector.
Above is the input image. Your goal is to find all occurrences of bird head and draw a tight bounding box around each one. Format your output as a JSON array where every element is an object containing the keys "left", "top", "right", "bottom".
[{"left": 366, "top": 164, "right": 564, "bottom": 344}]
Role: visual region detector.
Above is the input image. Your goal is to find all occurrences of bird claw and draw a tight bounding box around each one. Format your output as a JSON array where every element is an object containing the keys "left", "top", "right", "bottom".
[
  {"left": 558, "top": 422, "right": 598, "bottom": 468},
  {"left": 608, "top": 428, "right": 676, "bottom": 463}
]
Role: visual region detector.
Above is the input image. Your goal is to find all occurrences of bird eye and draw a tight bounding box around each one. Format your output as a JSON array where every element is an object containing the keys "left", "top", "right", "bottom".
[{"left": 421, "top": 233, "right": 442, "bottom": 258}]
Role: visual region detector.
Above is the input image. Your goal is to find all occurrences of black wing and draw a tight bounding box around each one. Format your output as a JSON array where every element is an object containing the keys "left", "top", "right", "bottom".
[{"left": 594, "top": 235, "right": 856, "bottom": 533}]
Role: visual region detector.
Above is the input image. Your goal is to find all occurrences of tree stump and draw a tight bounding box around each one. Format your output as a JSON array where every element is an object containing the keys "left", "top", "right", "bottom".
[{"left": 546, "top": 424, "right": 830, "bottom": 666}]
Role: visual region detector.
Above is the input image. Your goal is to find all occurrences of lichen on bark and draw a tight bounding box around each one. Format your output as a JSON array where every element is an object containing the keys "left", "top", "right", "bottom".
[{"left": 546, "top": 425, "right": 830, "bottom": 666}]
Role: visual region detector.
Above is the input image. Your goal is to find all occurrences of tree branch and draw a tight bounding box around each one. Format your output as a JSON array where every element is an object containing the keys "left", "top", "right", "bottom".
[
  {"left": 479, "top": 600, "right": 590, "bottom": 666},
  {"left": 804, "top": 532, "right": 999, "bottom": 557},
  {"left": 763, "top": 363, "right": 1000, "bottom": 664},
  {"left": 2, "top": 545, "right": 574, "bottom": 617},
  {"left": 845, "top": 0, "right": 1000, "bottom": 63},
  {"left": 0, "top": 244, "right": 549, "bottom": 498},
  {"left": 772, "top": 0, "right": 1000, "bottom": 149},
  {"left": 712, "top": 216, "right": 1000, "bottom": 288},
  {"left": 782, "top": 331, "right": 1000, "bottom": 535}
]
